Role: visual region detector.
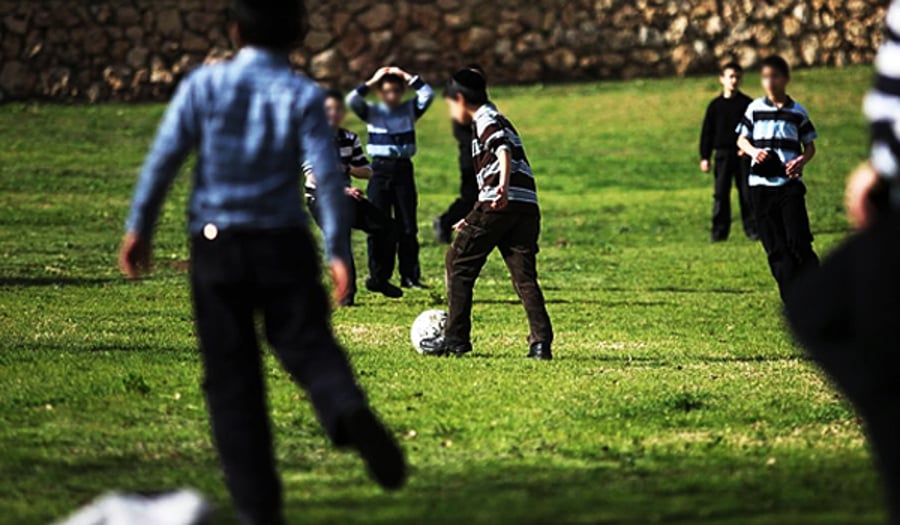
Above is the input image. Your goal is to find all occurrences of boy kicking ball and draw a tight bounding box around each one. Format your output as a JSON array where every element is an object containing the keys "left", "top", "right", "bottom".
[
  {"left": 119, "top": 1, "right": 405, "bottom": 523},
  {"left": 420, "top": 69, "right": 554, "bottom": 360}
]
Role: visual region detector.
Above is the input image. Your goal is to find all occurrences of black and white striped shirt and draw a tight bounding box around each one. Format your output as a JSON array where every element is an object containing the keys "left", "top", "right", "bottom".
[
  {"left": 866, "top": 0, "right": 900, "bottom": 181},
  {"left": 472, "top": 104, "right": 538, "bottom": 206},
  {"left": 304, "top": 128, "right": 368, "bottom": 194}
]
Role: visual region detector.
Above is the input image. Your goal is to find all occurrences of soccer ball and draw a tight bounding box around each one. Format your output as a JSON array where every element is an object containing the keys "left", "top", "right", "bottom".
[{"left": 410, "top": 309, "right": 448, "bottom": 354}]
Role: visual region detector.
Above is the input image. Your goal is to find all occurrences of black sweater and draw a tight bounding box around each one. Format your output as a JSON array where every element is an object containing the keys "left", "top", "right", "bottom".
[
  {"left": 699, "top": 91, "right": 752, "bottom": 159},
  {"left": 453, "top": 121, "right": 474, "bottom": 171}
]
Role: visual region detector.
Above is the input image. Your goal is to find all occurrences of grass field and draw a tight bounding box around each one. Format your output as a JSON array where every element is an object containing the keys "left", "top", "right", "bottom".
[{"left": 0, "top": 66, "right": 884, "bottom": 524}]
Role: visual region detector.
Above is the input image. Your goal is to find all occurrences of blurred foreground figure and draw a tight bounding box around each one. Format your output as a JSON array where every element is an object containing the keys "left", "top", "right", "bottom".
[
  {"left": 57, "top": 491, "right": 210, "bottom": 525},
  {"left": 786, "top": 2, "right": 900, "bottom": 523},
  {"left": 118, "top": 1, "right": 405, "bottom": 523}
]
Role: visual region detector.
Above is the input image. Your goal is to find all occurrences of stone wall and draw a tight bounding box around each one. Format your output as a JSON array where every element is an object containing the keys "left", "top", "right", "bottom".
[{"left": 0, "top": 0, "right": 889, "bottom": 102}]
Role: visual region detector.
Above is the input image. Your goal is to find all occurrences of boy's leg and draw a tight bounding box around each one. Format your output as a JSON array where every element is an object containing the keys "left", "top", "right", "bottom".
[
  {"left": 191, "top": 236, "right": 283, "bottom": 525},
  {"left": 366, "top": 161, "right": 397, "bottom": 284},
  {"left": 751, "top": 186, "right": 794, "bottom": 300},
  {"left": 438, "top": 166, "right": 479, "bottom": 236},
  {"left": 711, "top": 152, "right": 735, "bottom": 241},
  {"left": 498, "top": 211, "right": 554, "bottom": 346},
  {"left": 780, "top": 181, "right": 820, "bottom": 286},
  {"left": 393, "top": 160, "right": 421, "bottom": 283},
  {"left": 736, "top": 156, "right": 758, "bottom": 238},
  {"left": 444, "top": 208, "right": 504, "bottom": 344}
]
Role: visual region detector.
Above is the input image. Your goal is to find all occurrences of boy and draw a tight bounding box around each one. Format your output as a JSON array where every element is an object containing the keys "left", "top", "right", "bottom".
[
  {"left": 420, "top": 69, "right": 554, "bottom": 360},
  {"left": 736, "top": 55, "right": 819, "bottom": 301},
  {"left": 304, "top": 89, "right": 396, "bottom": 306},
  {"left": 347, "top": 66, "right": 434, "bottom": 292},
  {"left": 118, "top": 2, "right": 405, "bottom": 523},
  {"left": 699, "top": 62, "right": 757, "bottom": 242},
  {"left": 787, "top": 2, "right": 900, "bottom": 521},
  {"left": 434, "top": 64, "right": 486, "bottom": 244}
]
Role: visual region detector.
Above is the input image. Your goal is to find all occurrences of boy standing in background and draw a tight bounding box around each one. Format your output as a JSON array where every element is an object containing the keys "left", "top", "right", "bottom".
[
  {"left": 737, "top": 55, "right": 819, "bottom": 301},
  {"left": 700, "top": 62, "right": 757, "bottom": 242},
  {"left": 347, "top": 67, "right": 434, "bottom": 294},
  {"left": 119, "top": 2, "right": 405, "bottom": 523}
]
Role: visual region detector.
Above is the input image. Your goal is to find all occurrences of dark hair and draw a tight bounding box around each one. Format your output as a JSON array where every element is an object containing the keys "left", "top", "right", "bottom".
[
  {"left": 378, "top": 73, "right": 406, "bottom": 90},
  {"left": 323, "top": 88, "right": 344, "bottom": 104},
  {"left": 229, "top": 0, "right": 308, "bottom": 50},
  {"left": 721, "top": 61, "right": 743, "bottom": 75},
  {"left": 466, "top": 63, "right": 486, "bottom": 77},
  {"left": 760, "top": 55, "right": 790, "bottom": 77},
  {"left": 443, "top": 69, "right": 488, "bottom": 106}
]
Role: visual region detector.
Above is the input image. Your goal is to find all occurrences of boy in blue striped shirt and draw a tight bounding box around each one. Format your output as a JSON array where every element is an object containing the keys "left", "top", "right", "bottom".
[
  {"left": 737, "top": 55, "right": 819, "bottom": 301},
  {"left": 347, "top": 67, "right": 434, "bottom": 293}
]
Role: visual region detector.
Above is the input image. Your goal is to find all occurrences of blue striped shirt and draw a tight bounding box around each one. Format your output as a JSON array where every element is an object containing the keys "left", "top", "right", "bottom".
[
  {"left": 125, "top": 47, "right": 349, "bottom": 260},
  {"left": 866, "top": 0, "right": 900, "bottom": 181},
  {"left": 736, "top": 96, "right": 818, "bottom": 187},
  {"left": 346, "top": 77, "right": 434, "bottom": 159}
]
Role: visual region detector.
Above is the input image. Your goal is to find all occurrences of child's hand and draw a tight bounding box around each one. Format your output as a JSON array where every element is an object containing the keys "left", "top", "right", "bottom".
[
  {"left": 344, "top": 187, "right": 364, "bottom": 201},
  {"left": 700, "top": 159, "right": 710, "bottom": 173},
  {"left": 785, "top": 156, "right": 806, "bottom": 178},
  {"left": 330, "top": 259, "right": 351, "bottom": 305},
  {"left": 367, "top": 67, "right": 391, "bottom": 86},
  {"left": 452, "top": 219, "right": 468, "bottom": 232},
  {"left": 753, "top": 149, "right": 769, "bottom": 163},
  {"left": 491, "top": 186, "right": 509, "bottom": 210},
  {"left": 119, "top": 233, "right": 152, "bottom": 280},
  {"left": 846, "top": 162, "right": 879, "bottom": 230}
]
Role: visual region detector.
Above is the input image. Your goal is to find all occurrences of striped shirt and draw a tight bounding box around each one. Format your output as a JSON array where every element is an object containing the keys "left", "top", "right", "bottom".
[
  {"left": 304, "top": 128, "right": 368, "bottom": 194},
  {"left": 736, "top": 97, "right": 818, "bottom": 187},
  {"left": 346, "top": 76, "right": 434, "bottom": 159},
  {"left": 865, "top": 0, "right": 900, "bottom": 182},
  {"left": 472, "top": 104, "right": 538, "bottom": 206}
]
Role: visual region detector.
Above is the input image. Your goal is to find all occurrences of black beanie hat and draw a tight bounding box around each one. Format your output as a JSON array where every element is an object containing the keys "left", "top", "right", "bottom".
[{"left": 444, "top": 69, "right": 488, "bottom": 105}]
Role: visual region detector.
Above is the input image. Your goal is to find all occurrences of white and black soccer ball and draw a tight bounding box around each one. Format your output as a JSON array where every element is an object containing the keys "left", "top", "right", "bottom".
[{"left": 410, "top": 309, "right": 448, "bottom": 354}]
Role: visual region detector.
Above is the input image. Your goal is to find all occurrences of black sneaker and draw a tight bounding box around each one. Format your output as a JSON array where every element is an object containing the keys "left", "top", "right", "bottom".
[
  {"left": 419, "top": 336, "right": 472, "bottom": 357},
  {"left": 527, "top": 342, "right": 553, "bottom": 361},
  {"left": 338, "top": 407, "right": 407, "bottom": 491},
  {"left": 401, "top": 278, "right": 428, "bottom": 290},
  {"left": 434, "top": 217, "right": 452, "bottom": 244},
  {"left": 365, "top": 278, "right": 403, "bottom": 299}
]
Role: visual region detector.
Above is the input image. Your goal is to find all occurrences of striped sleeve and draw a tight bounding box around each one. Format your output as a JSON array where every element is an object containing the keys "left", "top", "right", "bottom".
[
  {"left": 480, "top": 122, "right": 513, "bottom": 155},
  {"left": 798, "top": 110, "right": 818, "bottom": 144},
  {"left": 736, "top": 105, "right": 754, "bottom": 138},
  {"left": 865, "top": 0, "right": 900, "bottom": 180},
  {"left": 349, "top": 134, "right": 369, "bottom": 167}
]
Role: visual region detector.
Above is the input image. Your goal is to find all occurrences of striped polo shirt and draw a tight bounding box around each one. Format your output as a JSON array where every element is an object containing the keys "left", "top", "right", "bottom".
[
  {"left": 346, "top": 76, "right": 434, "bottom": 159},
  {"left": 303, "top": 128, "right": 369, "bottom": 194},
  {"left": 472, "top": 104, "right": 539, "bottom": 206},
  {"left": 866, "top": 0, "right": 900, "bottom": 183},
  {"left": 736, "top": 97, "right": 818, "bottom": 187}
]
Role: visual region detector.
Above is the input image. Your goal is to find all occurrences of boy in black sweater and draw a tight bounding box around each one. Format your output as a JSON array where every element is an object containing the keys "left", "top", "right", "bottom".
[{"left": 700, "top": 62, "right": 757, "bottom": 242}]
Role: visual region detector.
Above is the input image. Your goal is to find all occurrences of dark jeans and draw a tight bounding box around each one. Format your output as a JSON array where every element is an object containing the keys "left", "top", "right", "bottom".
[
  {"left": 191, "top": 228, "right": 365, "bottom": 524},
  {"left": 786, "top": 215, "right": 900, "bottom": 524},
  {"left": 445, "top": 202, "right": 553, "bottom": 345},
  {"left": 367, "top": 158, "right": 419, "bottom": 282},
  {"left": 750, "top": 181, "right": 819, "bottom": 301},
  {"left": 713, "top": 151, "right": 756, "bottom": 239},
  {"left": 308, "top": 193, "right": 395, "bottom": 300},
  {"left": 438, "top": 165, "right": 479, "bottom": 234}
]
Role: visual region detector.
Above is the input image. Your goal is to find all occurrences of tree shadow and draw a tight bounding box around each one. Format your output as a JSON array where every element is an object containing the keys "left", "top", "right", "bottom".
[{"left": 0, "top": 276, "right": 117, "bottom": 287}]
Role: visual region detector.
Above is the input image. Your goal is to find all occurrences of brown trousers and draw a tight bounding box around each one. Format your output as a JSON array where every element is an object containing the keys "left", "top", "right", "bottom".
[{"left": 445, "top": 201, "right": 554, "bottom": 345}]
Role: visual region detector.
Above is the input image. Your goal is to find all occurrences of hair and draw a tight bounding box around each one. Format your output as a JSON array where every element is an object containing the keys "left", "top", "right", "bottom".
[
  {"left": 760, "top": 55, "right": 790, "bottom": 77},
  {"left": 443, "top": 69, "right": 488, "bottom": 106},
  {"left": 229, "top": 0, "right": 308, "bottom": 50},
  {"left": 466, "top": 63, "right": 486, "bottom": 78},
  {"left": 378, "top": 73, "right": 406, "bottom": 90},
  {"left": 720, "top": 61, "right": 743, "bottom": 75},
  {"left": 323, "top": 88, "right": 344, "bottom": 104}
]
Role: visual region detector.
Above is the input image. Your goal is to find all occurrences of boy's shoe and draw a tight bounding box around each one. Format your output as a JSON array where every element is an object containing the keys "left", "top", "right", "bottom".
[
  {"left": 527, "top": 342, "right": 553, "bottom": 361},
  {"left": 338, "top": 407, "right": 407, "bottom": 491},
  {"left": 433, "top": 217, "right": 452, "bottom": 244},
  {"left": 419, "top": 336, "right": 473, "bottom": 357},
  {"left": 365, "top": 278, "right": 404, "bottom": 299},
  {"left": 340, "top": 295, "right": 356, "bottom": 307},
  {"left": 401, "top": 278, "right": 429, "bottom": 290}
]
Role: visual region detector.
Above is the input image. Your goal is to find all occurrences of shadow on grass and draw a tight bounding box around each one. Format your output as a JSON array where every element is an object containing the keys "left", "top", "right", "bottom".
[{"left": 0, "top": 276, "right": 116, "bottom": 287}]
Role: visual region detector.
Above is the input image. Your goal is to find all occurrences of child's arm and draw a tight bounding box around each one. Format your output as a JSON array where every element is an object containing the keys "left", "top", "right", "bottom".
[
  {"left": 347, "top": 134, "right": 372, "bottom": 180},
  {"left": 786, "top": 115, "right": 819, "bottom": 177},
  {"left": 120, "top": 77, "right": 200, "bottom": 278},
  {"left": 492, "top": 147, "right": 511, "bottom": 210},
  {"left": 699, "top": 103, "right": 715, "bottom": 172},
  {"left": 735, "top": 108, "right": 768, "bottom": 163},
  {"left": 346, "top": 67, "right": 390, "bottom": 121},
  {"left": 390, "top": 67, "right": 434, "bottom": 119}
]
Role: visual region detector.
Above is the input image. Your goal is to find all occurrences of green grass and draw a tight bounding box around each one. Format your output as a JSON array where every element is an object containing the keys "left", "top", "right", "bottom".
[{"left": 0, "top": 66, "right": 883, "bottom": 524}]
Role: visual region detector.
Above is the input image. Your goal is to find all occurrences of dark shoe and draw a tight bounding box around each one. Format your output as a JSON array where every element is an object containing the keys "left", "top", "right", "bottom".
[
  {"left": 710, "top": 235, "right": 728, "bottom": 243},
  {"left": 419, "top": 336, "right": 473, "bottom": 357},
  {"left": 338, "top": 407, "right": 407, "bottom": 491},
  {"left": 434, "top": 217, "right": 452, "bottom": 244},
  {"left": 401, "top": 277, "right": 428, "bottom": 290},
  {"left": 340, "top": 295, "right": 356, "bottom": 307},
  {"left": 527, "top": 342, "right": 553, "bottom": 361},
  {"left": 365, "top": 278, "right": 403, "bottom": 299}
]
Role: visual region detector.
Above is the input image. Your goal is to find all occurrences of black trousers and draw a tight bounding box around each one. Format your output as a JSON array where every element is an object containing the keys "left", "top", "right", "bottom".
[
  {"left": 438, "top": 164, "right": 479, "bottom": 234},
  {"left": 191, "top": 228, "right": 365, "bottom": 524},
  {"left": 750, "top": 181, "right": 819, "bottom": 301},
  {"left": 786, "top": 215, "right": 900, "bottom": 524},
  {"left": 713, "top": 151, "right": 756, "bottom": 239},
  {"left": 367, "top": 158, "right": 420, "bottom": 282},
  {"left": 308, "top": 193, "right": 395, "bottom": 300},
  {"left": 445, "top": 202, "right": 553, "bottom": 345}
]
